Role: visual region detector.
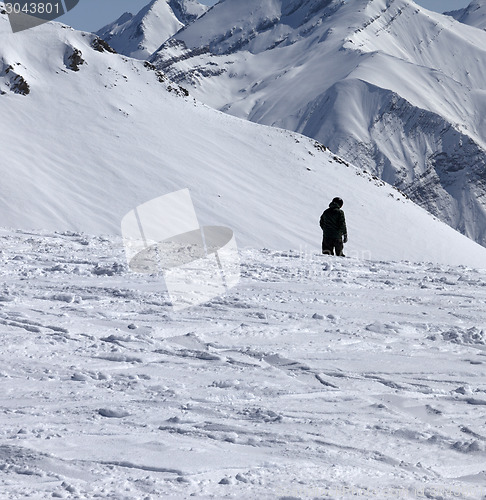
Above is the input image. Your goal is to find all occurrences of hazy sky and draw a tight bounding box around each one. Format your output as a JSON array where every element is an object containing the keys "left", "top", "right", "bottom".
[{"left": 57, "top": 0, "right": 471, "bottom": 33}]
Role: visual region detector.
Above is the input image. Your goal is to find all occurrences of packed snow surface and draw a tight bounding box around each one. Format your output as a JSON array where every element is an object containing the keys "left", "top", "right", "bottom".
[{"left": 0, "top": 228, "right": 486, "bottom": 498}]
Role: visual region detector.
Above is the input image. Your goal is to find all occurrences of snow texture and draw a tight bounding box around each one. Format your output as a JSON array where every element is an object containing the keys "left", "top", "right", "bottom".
[{"left": 0, "top": 228, "right": 486, "bottom": 498}]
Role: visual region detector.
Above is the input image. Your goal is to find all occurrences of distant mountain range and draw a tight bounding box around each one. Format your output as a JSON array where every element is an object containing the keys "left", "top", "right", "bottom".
[{"left": 113, "top": 0, "right": 486, "bottom": 247}]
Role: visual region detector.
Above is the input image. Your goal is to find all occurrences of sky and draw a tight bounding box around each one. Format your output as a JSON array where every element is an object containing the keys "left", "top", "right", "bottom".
[{"left": 57, "top": 0, "right": 471, "bottom": 33}]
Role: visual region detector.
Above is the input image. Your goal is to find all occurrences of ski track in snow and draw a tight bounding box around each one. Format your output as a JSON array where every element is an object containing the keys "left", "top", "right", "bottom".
[{"left": 0, "top": 229, "right": 486, "bottom": 499}]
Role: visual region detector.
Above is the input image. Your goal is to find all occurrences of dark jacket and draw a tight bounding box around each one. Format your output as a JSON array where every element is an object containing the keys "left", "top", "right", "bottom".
[{"left": 320, "top": 201, "right": 347, "bottom": 240}]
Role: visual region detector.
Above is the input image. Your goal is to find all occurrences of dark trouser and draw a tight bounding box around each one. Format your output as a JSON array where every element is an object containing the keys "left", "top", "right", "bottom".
[{"left": 322, "top": 236, "right": 344, "bottom": 256}]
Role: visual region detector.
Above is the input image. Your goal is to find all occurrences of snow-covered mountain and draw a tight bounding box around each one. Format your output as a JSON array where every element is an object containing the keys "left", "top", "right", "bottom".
[
  {"left": 445, "top": 0, "right": 486, "bottom": 31},
  {"left": 1, "top": 10, "right": 486, "bottom": 266},
  {"left": 151, "top": 0, "right": 486, "bottom": 246},
  {"left": 96, "top": 0, "right": 208, "bottom": 59}
]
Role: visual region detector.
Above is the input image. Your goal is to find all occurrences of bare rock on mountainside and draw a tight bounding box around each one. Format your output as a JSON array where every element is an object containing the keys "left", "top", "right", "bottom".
[
  {"left": 65, "top": 47, "right": 85, "bottom": 72},
  {"left": 0, "top": 63, "right": 30, "bottom": 95}
]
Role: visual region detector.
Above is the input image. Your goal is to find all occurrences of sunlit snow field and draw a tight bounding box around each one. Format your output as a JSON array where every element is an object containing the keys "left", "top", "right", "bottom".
[{"left": 1, "top": 229, "right": 486, "bottom": 499}]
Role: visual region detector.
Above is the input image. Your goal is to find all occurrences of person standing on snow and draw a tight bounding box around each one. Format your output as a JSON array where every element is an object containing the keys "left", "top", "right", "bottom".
[{"left": 320, "top": 197, "right": 348, "bottom": 256}]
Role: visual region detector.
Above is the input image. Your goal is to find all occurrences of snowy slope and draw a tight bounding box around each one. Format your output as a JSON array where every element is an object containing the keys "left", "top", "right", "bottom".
[
  {"left": 1, "top": 228, "right": 486, "bottom": 498},
  {"left": 1, "top": 12, "right": 486, "bottom": 268},
  {"left": 151, "top": 0, "right": 486, "bottom": 247},
  {"left": 96, "top": 0, "right": 208, "bottom": 60},
  {"left": 445, "top": 0, "right": 486, "bottom": 31}
]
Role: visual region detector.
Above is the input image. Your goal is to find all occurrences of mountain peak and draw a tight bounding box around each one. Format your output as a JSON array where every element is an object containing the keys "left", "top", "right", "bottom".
[
  {"left": 97, "top": 0, "right": 208, "bottom": 60},
  {"left": 445, "top": 0, "right": 486, "bottom": 31}
]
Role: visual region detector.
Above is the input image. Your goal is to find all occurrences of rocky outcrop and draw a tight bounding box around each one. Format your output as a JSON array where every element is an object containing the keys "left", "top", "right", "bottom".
[{"left": 1, "top": 63, "right": 30, "bottom": 95}]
